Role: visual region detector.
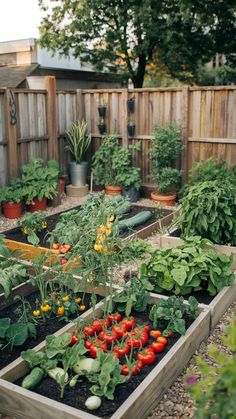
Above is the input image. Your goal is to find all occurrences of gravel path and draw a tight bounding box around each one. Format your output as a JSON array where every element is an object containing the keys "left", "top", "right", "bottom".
[{"left": 0, "top": 195, "right": 235, "bottom": 418}]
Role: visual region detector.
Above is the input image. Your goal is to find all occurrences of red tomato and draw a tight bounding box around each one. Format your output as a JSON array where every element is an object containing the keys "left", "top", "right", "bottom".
[
  {"left": 107, "top": 312, "right": 122, "bottom": 323},
  {"left": 68, "top": 334, "right": 78, "bottom": 347},
  {"left": 168, "top": 331, "right": 174, "bottom": 338},
  {"left": 121, "top": 360, "right": 143, "bottom": 376},
  {"left": 150, "top": 342, "right": 165, "bottom": 353},
  {"left": 92, "top": 320, "right": 103, "bottom": 333},
  {"left": 113, "top": 342, "right": 130, "bottom": 358},
  {"left": 89, "top": 341, "right": 107, "bottom": 358},
  {"left": 112, "top": 325, "right": 126, "bottom": 339},
  {"left": 52, "top": 242, "right": 60, "bottom": 250},
  {"left": 84, "top": 339, "right": 93, "bottom": 349},
  {"left": 143, "top": 325, "right": 151, "bottom": 333},
  {"left": 60, "top": 258, "right": 68, "bottom": 265},
  {"left": 129, "top": 328, "right": 149, "bottom": 347},
  {"left": 137, "top": 348, "right": 156, "bottom": 365},
  {"left": 121, "top": 317, "right": 136, "bottom": 331},
  {"left": 83, "top": 326, "right": 95, "bottom": 337},
  {"left": 150, "top": 330, "right": 162, "bottom": 339},
  {"left": 99, "top": 330, "right": 118, "bottom": 345},
  {"left": 157, "top": 336, "right": 168, "bottom": 346}
]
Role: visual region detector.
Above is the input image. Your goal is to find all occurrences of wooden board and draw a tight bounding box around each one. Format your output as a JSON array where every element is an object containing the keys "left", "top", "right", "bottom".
[{"left": 0, "top": 294, "right": 210, "bottom": 419}]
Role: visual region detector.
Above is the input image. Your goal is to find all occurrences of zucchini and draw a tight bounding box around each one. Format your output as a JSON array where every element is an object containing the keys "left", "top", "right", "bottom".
[
  {"left": 21, "top": 367, "right": 44, "bottom": 390},
  {"left": 118, "top": 211, "right": 152, "bottom": 231}
]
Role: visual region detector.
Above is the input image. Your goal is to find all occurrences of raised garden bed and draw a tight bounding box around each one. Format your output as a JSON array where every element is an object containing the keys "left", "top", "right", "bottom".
[
  {"left": 3, "top": 205, "right": 175, "bottom": 264},
  {"left": 0, "top": 295, "right": 210, "bottom": 419}
]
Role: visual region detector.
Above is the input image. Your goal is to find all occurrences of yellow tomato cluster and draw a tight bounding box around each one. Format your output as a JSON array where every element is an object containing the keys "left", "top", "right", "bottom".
[{"left": 94, "top": 215, "right": 114, "bottom": 254}]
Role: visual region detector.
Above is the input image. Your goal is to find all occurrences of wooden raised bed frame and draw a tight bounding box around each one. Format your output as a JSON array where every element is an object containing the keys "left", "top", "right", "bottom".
[
  {"left": 3, "top": 208, "right": 176, "bottom": 265},
  {"left": 0, "top": 294, "right": 210, "bottom": 419}
]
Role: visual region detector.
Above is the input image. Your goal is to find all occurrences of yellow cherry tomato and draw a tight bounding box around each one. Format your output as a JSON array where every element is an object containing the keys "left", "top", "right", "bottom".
[
  {"left": 40, "top": 304, "right": 51, "bottom": 313},
  {"left": 106, "top": 228, "right": 111, "bottom": 236},
  {"left": 97, "top": 235, "right": 105, "bottom": 243},
  {"left": 55, "top": 300, "right": 61, "bottom": 306},
  {"left": 33, "top": 310, "right": 40, "bottom": 317},
  {"left": 75, "top": 297, "right": 81, "bottom": 303},
  {"left": 57, "top": 306, "right": 65, "bottom": 315},
  {"left": 94, "top": 243, "right": 103, "bottom": 252},
  {"left": 62, "top": 295, "right": 70, "bottom": 302},
  {"left": 109, "top": 215, "right": 115, "bottom": 222},
  {"left": 50, "top": 291, "right": 58, "bottom": 297},
  {"left": 41, "top": 222, "right": 47, "bottom": 229},
  {"left": 22, "top": 227, "right": 29, "bottom": 235},
  {"left": 79, "top": 305, "right": 86, "bottom": 311},
  {"left": 106, "top": 222, "right": 112, "bottom": 229}
]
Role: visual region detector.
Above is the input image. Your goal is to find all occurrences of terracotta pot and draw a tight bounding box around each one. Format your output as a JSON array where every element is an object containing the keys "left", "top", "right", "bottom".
[
  {"left": 105, "top": 184, "right": 123, "bottom": 196},
  {"left": 2, "top": 201, "right": 23, "bottom": 219},
  {"left": 59, "top": 178, "right": 65, "bottom": 194},
  {"left": 27, "top": 196, "right": 47, "bottom": 213},
  {"left": 151, "top": 191, "right": 176, "bottom": 206}
]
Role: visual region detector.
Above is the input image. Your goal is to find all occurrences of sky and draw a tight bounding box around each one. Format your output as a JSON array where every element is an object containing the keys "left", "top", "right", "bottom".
[{"left": 0, "top": 0, "right": 44, "bottom": 42}]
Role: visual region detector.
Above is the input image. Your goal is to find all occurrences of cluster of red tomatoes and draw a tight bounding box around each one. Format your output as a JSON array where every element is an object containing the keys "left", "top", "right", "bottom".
[{"left": 70, "top": 312, "right": 173, "bottom": 377}]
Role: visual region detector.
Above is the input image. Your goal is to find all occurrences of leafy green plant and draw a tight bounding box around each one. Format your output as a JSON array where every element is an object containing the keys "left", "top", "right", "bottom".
[
  {"left": 0, "top": 177, "right": 24, "bottom": 204},
  {"left": 113, "top": 276, "right": 150, "bottom": 316},
  {"left": 186, "top": 317, "right": 236, "bottom": 419},
  {"left": 17, "top": 212, "right": 48, "bottom": 246},
  {"left": 148, "top": 122, "right": 182, "bottom": 194},
  {"left": 89, "top": 349, "right": 127, "bottom": 400},
  {"left": 149, "top": 295, "right": 198, "bottom": 336},
  {"left": 177, "top": 180, "right": 236, "bottom": 245},
  {"left": 141, "top": 236, "right": 235, "bottom": 296},
  {"left": 92, "top": 133, "right": 141, "bottom": 188},
  {"left": 20, "top": 158, "right": 59, "bottom": 204},
  {"left": 65, "top": 120, "right": 91, "bottom": 164}
]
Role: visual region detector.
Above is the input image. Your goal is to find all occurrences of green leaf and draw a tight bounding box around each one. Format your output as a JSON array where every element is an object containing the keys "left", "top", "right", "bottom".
[
  {"left": 171, "top": 267, "right": 187, "bottom": 286},
  {"left": 0, "top": 318, "right": 11, "bottom": 338}
]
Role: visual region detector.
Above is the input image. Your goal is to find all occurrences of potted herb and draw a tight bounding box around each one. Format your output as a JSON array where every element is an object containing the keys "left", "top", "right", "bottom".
[
  {"left": 127, "top": 96, "right": 135, "bottom": 113},
  {"left": 20, "top": 158, "right": 59, "bottom": 212},
  {"left": 127, "top": 120, "right": 136, "bottom": 137},
  {"left": 98, "top": 118, "right": 106, "bottom": 135},
  {"left": 0, "top": 177, "right": 24, "bottom": 219},
  {"left": 148, "top": 122, "right": 182, "bottom": 206},
  {"left": 97, "top": 100, "right": 107, "bottom": 118},
  {"left": 65, "top": 120, "right": 91, "bottom": 187},
  {"left": 92, "top": 133, "right": 139, "bottom": 196}
]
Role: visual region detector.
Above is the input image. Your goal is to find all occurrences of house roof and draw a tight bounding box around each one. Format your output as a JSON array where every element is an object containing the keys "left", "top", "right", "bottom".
[{"left": 0, "top": 64, "right": 39, "bottom": 88}]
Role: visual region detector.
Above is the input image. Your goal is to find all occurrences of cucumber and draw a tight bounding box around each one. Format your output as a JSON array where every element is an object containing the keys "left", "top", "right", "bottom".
[
  {"left": 118, "top": 211, "right": 152, "bottom": 231},
  {"left": 21, "top": 367, "right": 44, "bottom": 390}
]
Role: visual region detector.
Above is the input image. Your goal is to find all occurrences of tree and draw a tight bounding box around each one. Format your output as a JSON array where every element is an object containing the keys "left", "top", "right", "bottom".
[{"left": 38, "top": 0, "right": 236, "bottom": 87}]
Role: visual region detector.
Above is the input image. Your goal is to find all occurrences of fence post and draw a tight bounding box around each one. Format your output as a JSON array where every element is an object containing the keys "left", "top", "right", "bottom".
[
  {"left": 121, "top": 88, "right": 128, "bottom": 148},
  {"left": 44, "top": 76, "right": 61, "bottom": 206},
  {"left": 76, "top": 89, "right": 84, "bottom": 121},
  {"left": 181, "top": 86, "right": 189, "bottom": 184},
  {"left": 4, "top": 88, "right": 18, "bottom": 181}
]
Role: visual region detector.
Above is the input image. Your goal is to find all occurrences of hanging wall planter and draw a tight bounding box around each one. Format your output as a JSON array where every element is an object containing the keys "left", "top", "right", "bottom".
[
  {"left": 127, "top": 123, "right": 136, "bottom": 137},
  {"left": 98, "top": 122, "right": 106, "bottom": 135},
  {"left": 127, "top": 97, "right": 135, "bottom": 113},
  {"left": 98, "top": 105, "right": 107, "bottom": 118}
]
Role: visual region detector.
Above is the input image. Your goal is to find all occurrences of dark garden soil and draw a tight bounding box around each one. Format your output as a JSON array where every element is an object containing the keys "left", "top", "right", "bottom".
[
  {"left": 155, "top": 286, "right": 215, "bottom": 305},
  {"left": 15, "top": 306, "right": 194, "bottom": 419},
  {"left": 0, "top": 290, "right": 103, "bottom": 369},
  {"left": 2, "top": 205, "right": 170, "bottom": 247}
]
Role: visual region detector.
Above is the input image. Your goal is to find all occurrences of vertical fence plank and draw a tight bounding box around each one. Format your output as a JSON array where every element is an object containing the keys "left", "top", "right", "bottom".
[
  {"left": 45, "top": 76, "right": 58, "bottom": 161},
  {"left": 181, "top": 87, "right": 189, "bottom": 183},
  {"left": 121, "top": 89, "right": 128, "bottom": 147}
]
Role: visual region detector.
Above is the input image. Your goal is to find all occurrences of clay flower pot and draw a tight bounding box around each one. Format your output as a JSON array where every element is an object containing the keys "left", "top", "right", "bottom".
[
  {"left": 104, "top": 185, "right": 123, "bottom": 196},
  {"left": 151, "top": 191, "right": 176, "bottom": 206},
  {"left": 27, "top": 197, "right": 47, "bottom": 213},
  {"left": 2, "top": 201, "right": 23, "bottom": 219},
  {"left": 59, "top": 178, "right": 65, "bottom": 194}
]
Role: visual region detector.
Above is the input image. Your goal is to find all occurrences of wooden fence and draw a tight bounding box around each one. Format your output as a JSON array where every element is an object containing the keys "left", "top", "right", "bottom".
[{"left": 0, "top": 78, "right": 236, "bottom": 193}]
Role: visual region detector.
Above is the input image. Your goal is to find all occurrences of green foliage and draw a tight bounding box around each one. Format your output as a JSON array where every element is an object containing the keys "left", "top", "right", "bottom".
[
  {"left": 113, "top": 276, "right": 150, "bottom": 317},
  {"left": 65, "top": 120, "right": 91, "bottom": 164},
  {"left": 0, "top": 177, "right": 24, "bottom": 204},
  {"left": 177, "top": 180, "right": 236, "bottom": 246},
  {"left": 89, "top": 350, "right": 127, "bottom": 400},
  {"left": 141, "top": 236, "right": 235, "bottom": 296},
  {"left": 17, "top": 212, "right": 48, "bottom": 247},
  {"left": 38, "top": 1, "right": 236, "bottom": 87},
  {"left": 0, "top": 235, "right": 28, "bottom": 297},
  {"left": 149, "top": 295, "right": 198, "bottom": 336},
  {"left": 186, "top": 317, "right": 236, "bottom": 419},
  {"left": 92, "top": 133, "right": 141, "bottom": 188},
  {"left": 20, "top": 158, "right": 59, "bottom": 204},
  {"left": 148, "top": 123, "right": 182, "bottom": 194}
]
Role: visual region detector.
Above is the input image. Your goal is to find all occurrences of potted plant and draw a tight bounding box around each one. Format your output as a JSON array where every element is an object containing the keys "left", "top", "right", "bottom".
[
  {"left": 92, "top": 133, "right": 139, "bottom": 196},
  {"left": 65, "top": 120, "right": 91, "bottom": 187},
  {"left": 20, "top": 158, "right": 59, "bottom": 212},
  {"left": 97, "top": 100, "right": 107, "bottom": 118},
  {"left": 127, "top": 96, "right": 135, "bottom": 113},
  {"left": 127, "top": 120, "right": 136, "bottom": 137},
  {"left": 116, "top": 143, "right": 142, "bottom": 202},
  {"left": 98, "top": 118, "right": 106, "bottom": 135},
  {"left": 0, "top": 177, "right": 24, "bottom": 219},
  {"left": 148, "top": 122, "right": 182, "bottom": 206}
]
